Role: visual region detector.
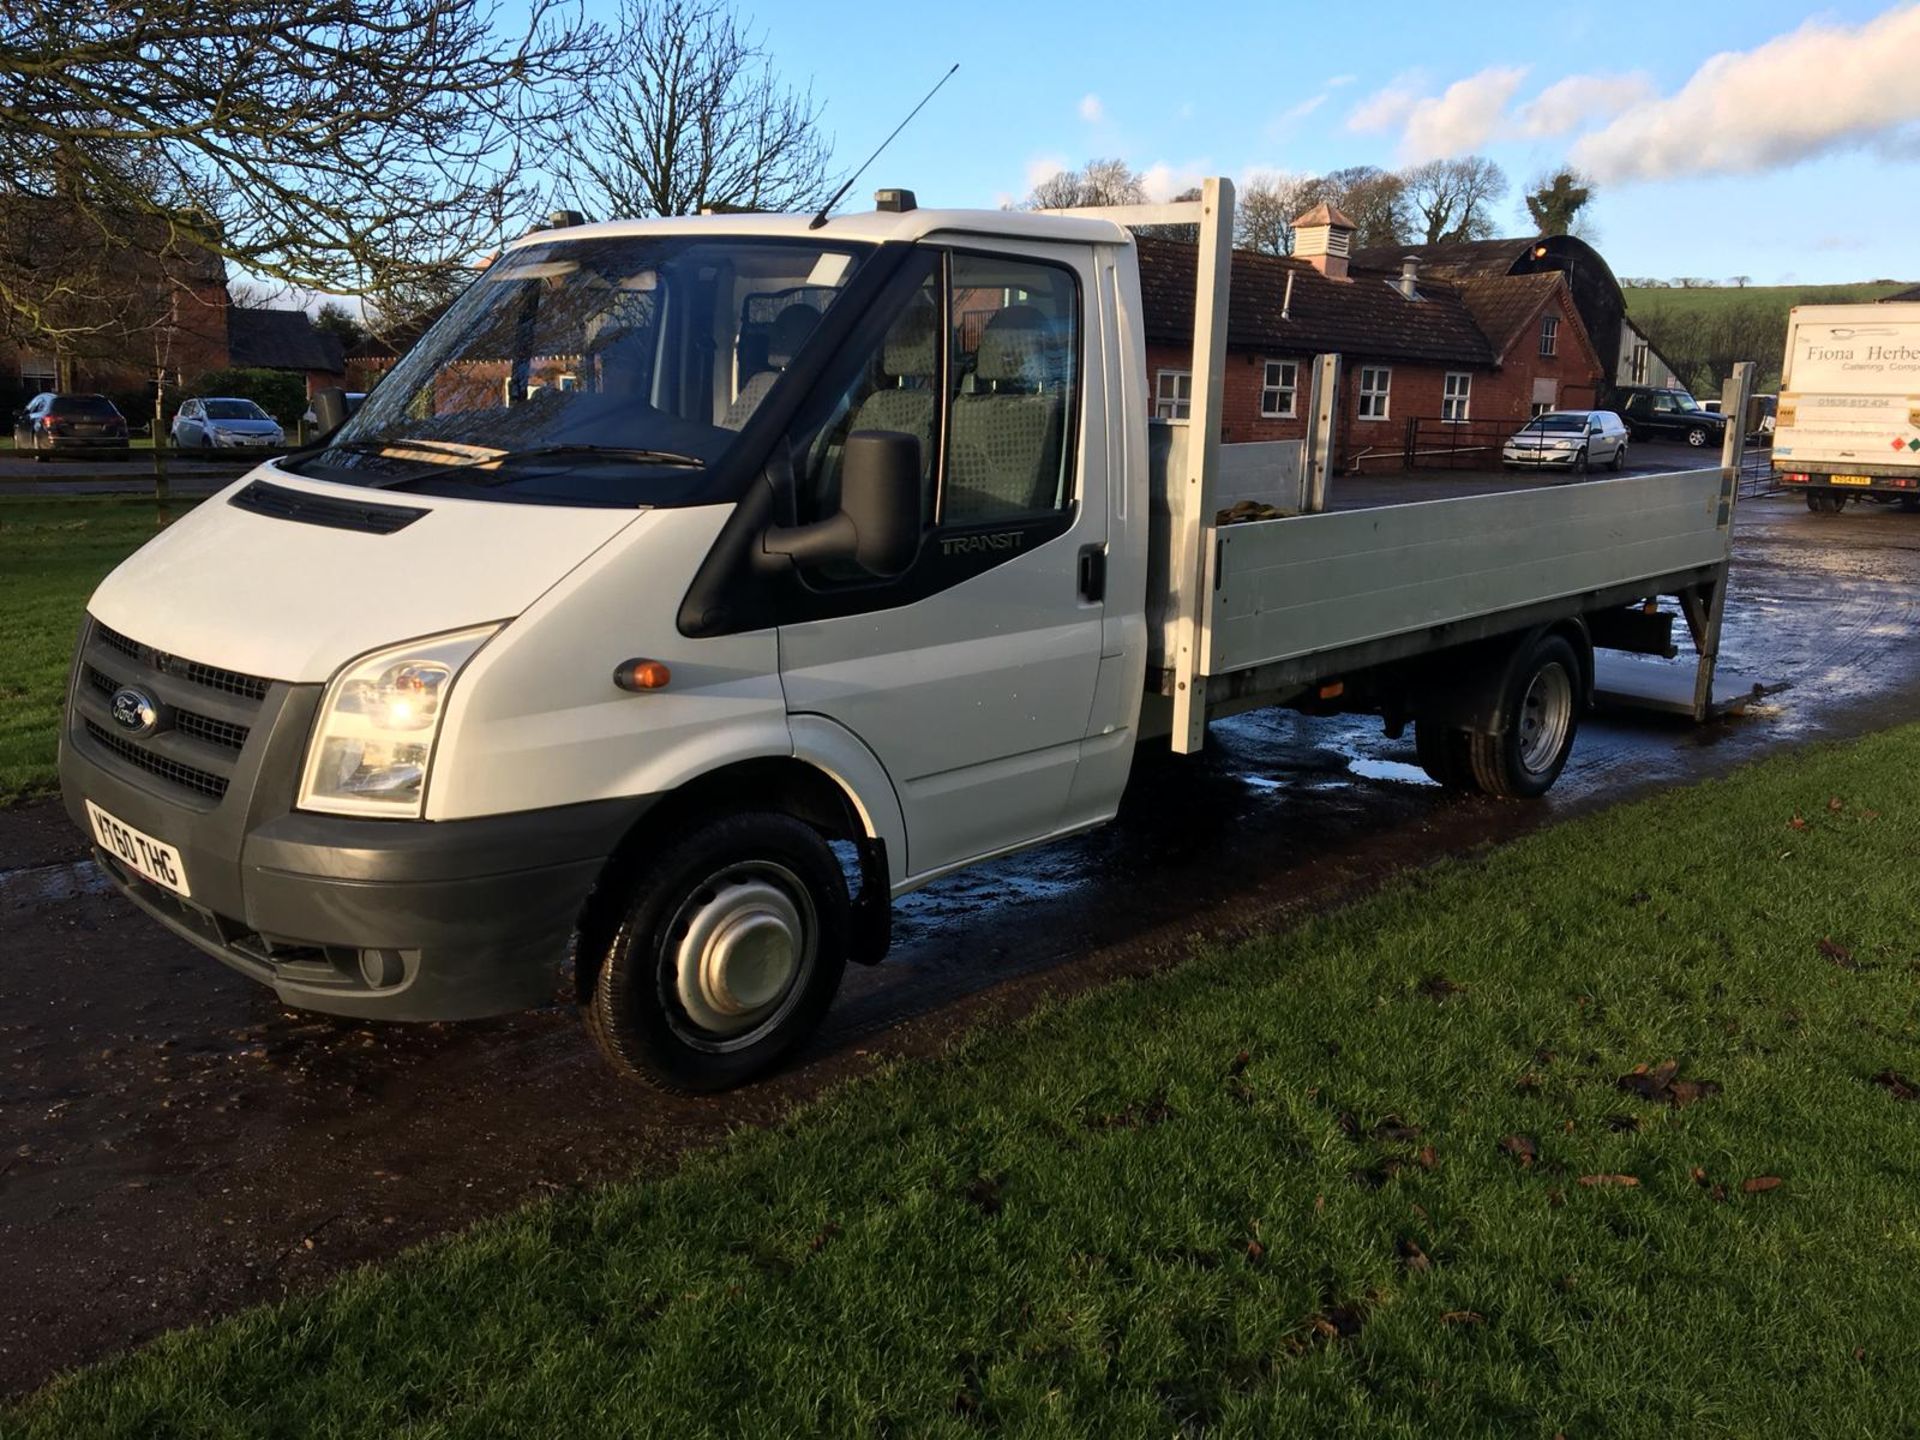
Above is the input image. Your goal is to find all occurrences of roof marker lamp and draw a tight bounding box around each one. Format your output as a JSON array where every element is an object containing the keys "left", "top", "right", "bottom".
[{"left": 299, "top": 624, "right": 500, "bottom": 818}]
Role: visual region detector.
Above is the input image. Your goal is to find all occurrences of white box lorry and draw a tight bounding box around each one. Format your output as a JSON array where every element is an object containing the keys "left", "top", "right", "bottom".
[
  {"left": 59, "top": 182, "right": 1743, "bottom": 1091},
  {"left": 1772, "top": 301, "right": 1920, "bottom": 511}
]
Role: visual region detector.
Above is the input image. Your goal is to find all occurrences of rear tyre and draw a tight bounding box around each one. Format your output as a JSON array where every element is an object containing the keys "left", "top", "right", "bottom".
[
  {"left": 1415, "top": 720, "right": 1474, "bottom": 790},
  {"left": 1467, "top": 634, "right": 1581, "bottom": 800},
  {"left": 1807, "top": 491, "right": 1845, "bottom": 514},
  {"left": 586, "top": 812, "right": 849, "bottom": 1094}
]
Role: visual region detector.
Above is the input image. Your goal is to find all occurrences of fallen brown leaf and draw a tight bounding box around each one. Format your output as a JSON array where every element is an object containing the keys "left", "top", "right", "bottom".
[
  {"left": 1874, "top": 1070, "right": 1920, "bottom": 1102},
  {"left": 1372, "top": 1115, "right": 1422, "bottom": 1142},
  {"left": 1439, "top": 1310, "right": 1484, "bottom": 1326},
  {"left": 1227, "top": 1050, "right": 1251, "bottom": 1076},
  {"left": 1397, "top": 1238, "right": 1431, "bottom": 1272},
  {"left": 1789, "top": 814, "right": 1809, "bottom": 831},
  {"left": 1577, "top": 1174, "right": 1641, "bottom": 1188},
  {"left": 1741, "top": 1176, "right": 1783, "bottom": 1194},
  {"left": 1419, "top": 974, "right": 1466, "bottom": 1002},
  {"left": 1498, "top": 1134, "right": 1538, "bottom": 1168},
  {"left": 1416, "top": 1145, "right": 1440, "bottom": 1171},
  {"left": 1819, "top": 937, "right": 1858, "bottom": 969},
  {"left": 1245, "top": 1239, "right": 1266, "bottom": 1262}
]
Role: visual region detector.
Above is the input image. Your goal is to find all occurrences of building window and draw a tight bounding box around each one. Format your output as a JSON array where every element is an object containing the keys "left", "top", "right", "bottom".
[
  {"left": 19, "top": 354, "right": 55, "bottom": 394},
  {"left": 1155, "top": 369, "right": 1192, "bottom": 421},
  {"left": 1531, "top": 401, "right": 1554, "bottom": 418},
  {"left": 1630, "top": 339, "right": 1648, "bottom": 384},
  {"left": 1260, "top": 360, "right": 1298, "bottom": 418},
  {"left": 1357, "top": 366, "right": 1391, "bottom": 420},
  {"left": 1442, "top": 371, "right": 1472, "bottom": 422},
  {"left": 1539, "top": 314, "right": 1559, "bottom": 357}
]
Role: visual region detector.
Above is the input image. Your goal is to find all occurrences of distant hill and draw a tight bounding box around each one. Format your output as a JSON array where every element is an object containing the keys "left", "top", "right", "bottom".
[
  {"left": 1623, "top": 282, "right": 1913, "bottom": 318},
  {"left": 1619, "top": 282, "right": 1916, "bottom": 394}
]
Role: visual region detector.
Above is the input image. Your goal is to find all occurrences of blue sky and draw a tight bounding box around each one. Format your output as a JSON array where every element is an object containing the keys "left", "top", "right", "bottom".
[{"left": 613, "top": 0, "right": 1920, "bottom": 285}]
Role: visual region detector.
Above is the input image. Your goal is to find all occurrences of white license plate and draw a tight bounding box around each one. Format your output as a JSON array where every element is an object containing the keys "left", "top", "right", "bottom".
[{"left": 85, "top": 800, "right": 191, "bottom": 897}]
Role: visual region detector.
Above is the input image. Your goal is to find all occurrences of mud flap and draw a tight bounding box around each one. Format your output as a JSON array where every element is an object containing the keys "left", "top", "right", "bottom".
[{"left": 847, "top": 836, "right": 892, "bottom": 966}]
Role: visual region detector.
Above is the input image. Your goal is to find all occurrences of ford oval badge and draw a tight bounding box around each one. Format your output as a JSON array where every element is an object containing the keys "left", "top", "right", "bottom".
[{"left": 110, "top": 686, "right": 159, "bottom": 736}]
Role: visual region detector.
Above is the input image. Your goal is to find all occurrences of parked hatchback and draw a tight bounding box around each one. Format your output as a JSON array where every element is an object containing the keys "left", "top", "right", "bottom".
[
  {"left": 1502, "top": 410, "right": 1630, "bottom": 473},
  {"left": 1613, "top": 387, "right": 1726, "bottom": 447},
  {"left": 171, "top": 396, "right": 286, "bottom": 451},
  {"left": 11, "top": 393, "right": 131, "bottom": 462}
]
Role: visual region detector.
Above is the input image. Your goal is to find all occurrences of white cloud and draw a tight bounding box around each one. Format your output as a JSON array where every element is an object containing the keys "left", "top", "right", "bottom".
[
  {"left": 1347, "top": 84, "right": 1418, "bottom": 134},
  {"left": 1079, "top": 92, "right": 1104, "bottom": 123},
  {"left": 1140, "top": 161, "right": 1209, "bottom": 202},
  {"left": 1399, "top": 66, "right": 1528, "bottom": 161},
  {"left": 1176, "top": 100, "right": 1195, "bottom": 121},
  {"left": 1517, "top": 72, "right": 1655, "bottom": 137},
  {"left": 1574, "top": 5, "right": 1920, "bottom": 182},
  {"left": 1326, "top": 73, "right": 1357, "bottom": 88},
  {"left": 1279, "top": 93, "right": 1327, "bottom": 123},
  {"left": 1024, "top": 155, "right": 1069, "bottom": 191}
]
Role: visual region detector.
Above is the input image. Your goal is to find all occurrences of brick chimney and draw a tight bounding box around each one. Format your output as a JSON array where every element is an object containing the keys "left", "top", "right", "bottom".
[{"left": 1291, "top": 202, "right": 1355, "bottom": 281}]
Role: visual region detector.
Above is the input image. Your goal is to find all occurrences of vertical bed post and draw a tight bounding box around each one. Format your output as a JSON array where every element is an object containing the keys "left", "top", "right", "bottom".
[
  {"left": 1170, "top": 175, "right": 1235, "bottom": 754},
  {"left": 1691, "top": 359, "right": 1756, "bottom": 721}
]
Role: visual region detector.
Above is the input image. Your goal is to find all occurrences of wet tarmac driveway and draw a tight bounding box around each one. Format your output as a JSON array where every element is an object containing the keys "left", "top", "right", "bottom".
[{"left": 6, "top": 486, "right": 1920, "bottom": 1396}]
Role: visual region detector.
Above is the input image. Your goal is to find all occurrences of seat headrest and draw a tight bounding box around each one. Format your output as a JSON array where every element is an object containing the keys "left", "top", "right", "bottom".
[
  {"left": 882, "top": 299, "right": 938, "bottom": 378},
  {"left": 766, "top": 304, "right": 821, "bottom": 367},
  {"left": 975, "top": 305, "right": 1063, "bottom": 386}
]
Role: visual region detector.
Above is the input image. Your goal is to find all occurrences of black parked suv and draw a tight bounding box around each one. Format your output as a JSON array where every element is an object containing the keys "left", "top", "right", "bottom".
[
  {"left": 12, "top": 392, "right": 131, "bottom": 462},
  {"left": 1611, "top": 387, "right": 1726, "bottom": 448}
]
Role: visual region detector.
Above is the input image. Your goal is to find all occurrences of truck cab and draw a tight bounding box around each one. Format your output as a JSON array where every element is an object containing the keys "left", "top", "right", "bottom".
[{"left": 60, "top": 201, "right": 1152, "bottom": 1092}]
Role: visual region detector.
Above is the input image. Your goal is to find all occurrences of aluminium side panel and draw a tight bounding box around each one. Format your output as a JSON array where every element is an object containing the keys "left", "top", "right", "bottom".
[{"left": 1203, "top": 468, "right": 1728, "bottom": 676}]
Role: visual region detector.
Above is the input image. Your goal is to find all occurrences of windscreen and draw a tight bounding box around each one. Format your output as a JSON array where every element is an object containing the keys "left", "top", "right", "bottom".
[
  {"left": 1527, "top": 415, "right": 1585, "bottom": 432},
  {"left": 204, "top": 399, "right": 269, "bottom": 420},
  {"left": 299, "top": 234, "right": 868, "bottom": 504},
  {"left": 50, "top": 396, "right": 118, "bottom": 416}
]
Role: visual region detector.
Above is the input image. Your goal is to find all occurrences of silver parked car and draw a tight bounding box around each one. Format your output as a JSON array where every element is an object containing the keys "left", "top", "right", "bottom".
[
  {"left": 1502, "top": 410, "right": 1629, "bottom": 474},
  {"left": 170, "top": 396, "right": 286, "bottom": 451}
]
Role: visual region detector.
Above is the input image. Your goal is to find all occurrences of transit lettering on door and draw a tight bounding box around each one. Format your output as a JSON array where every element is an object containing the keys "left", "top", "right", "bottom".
[{"left": 941, "top": 531, "right": 1026, "bottom": 557}]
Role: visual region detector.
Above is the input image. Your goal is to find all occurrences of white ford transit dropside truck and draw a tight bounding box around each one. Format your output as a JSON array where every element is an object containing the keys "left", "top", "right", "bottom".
[{"left": 61, "top": 182, "right": 1742, "bottom": 1091}]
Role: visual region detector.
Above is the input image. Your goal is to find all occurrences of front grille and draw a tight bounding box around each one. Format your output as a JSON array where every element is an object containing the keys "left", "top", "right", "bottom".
[
  {"left": 75, "top": 622, "right": 276, "bottom": 804},
  {"left": 229, "top": 479, "right": 427, "bottom": 535},
  {"left": 84, "top": 720, "right": 230, "bottom": 800},
  {"left": 83, "top": 663, "right": 251, "bottom": 753}
]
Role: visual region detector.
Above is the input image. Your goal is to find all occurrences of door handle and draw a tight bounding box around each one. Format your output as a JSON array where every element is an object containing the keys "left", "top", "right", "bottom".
[{"left": 1077, "top": 544, "right": 1106, "bottom": 602}]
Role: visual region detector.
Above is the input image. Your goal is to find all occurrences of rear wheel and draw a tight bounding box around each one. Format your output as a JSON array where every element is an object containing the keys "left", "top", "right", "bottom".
[
  {"left": 1807, "top": 491, "right": 1846, "bottom": 514},
  {"left": 586, "top": 812, "right": 849, "bottom": 1093},
  {"left": 1466, "top": 634, "right": 1581, "bottom": 799}
]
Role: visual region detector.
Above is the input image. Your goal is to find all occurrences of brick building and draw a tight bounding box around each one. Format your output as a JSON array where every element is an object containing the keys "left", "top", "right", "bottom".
[{"left": 1137, "top": 205, "right": 1608, "bottom": 472}]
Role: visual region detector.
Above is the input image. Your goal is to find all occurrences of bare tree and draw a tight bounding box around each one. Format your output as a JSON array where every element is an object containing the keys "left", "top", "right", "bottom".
[
  {"left": 1402, "top": 156, "right": 1509, "bottom": 245},
  {"left": 1523, "top": 167, "right": 1596, "bottom": 237},
  {"left": 1320, "top": 166, "right": 1409, "bottom": 250},
  {"left": 546, "top": 0, "right": 834, "bottom": 221},
  {"left": 1236, "top": 172, "right": 1324, "bottom": 255},
  {"left": 0, "top": 0, "right": 602, "bottom": 342},
  {"left": 1026, "top": 159, "right": 1148, "bottom": 209}
]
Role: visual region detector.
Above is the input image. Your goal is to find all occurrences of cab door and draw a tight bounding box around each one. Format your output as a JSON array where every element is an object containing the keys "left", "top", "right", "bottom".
[{"left": 776, "top": 243, "right": 1108, "bottom": 880}]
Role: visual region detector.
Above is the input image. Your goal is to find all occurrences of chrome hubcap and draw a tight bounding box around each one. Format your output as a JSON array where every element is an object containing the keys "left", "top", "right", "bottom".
[
  {"left": 1517, "top": 663, "right": 1573, "bottom": 775},
  {"left": 670, "top": 863, "right": 814, "bottom": 1045}
]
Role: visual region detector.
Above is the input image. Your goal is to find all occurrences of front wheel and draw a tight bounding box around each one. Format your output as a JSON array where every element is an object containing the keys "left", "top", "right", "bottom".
[
  {"left": 1467, "top": 634, "right": 1581, "bottom": 799},
  {"left": 1611, "top": 442, "right": 1628, "bottom": 472},
  {"left": 586, "top": 812, "right": 849, "bottom": 1093},
  {"left": 1685, "top": 426, "right": 1711, "bottom": 447}
]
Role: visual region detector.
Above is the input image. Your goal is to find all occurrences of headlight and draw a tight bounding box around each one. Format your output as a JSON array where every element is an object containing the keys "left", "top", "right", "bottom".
[{"left": 298, "top": 625, "right": 500, "bottom": 817}]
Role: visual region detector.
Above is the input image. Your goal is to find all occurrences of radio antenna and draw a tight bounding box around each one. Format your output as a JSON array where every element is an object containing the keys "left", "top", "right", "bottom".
[{"left": 809, "top": 63, "right": 959, "bottom": 230}]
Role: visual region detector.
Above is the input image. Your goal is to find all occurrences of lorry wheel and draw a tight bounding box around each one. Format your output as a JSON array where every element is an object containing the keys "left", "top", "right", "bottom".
[
  {"left": 1467, "top": 634, "right": 1581, "bottom": 800},
  {"left": 1414, "top": 720, "right": 1474, "bottom": 790},
  {"left": 1685, "top": 426, "right": 1710, "bottom": 447},
  {"left": 585, "top": 812, "right": 849, "bottom": 1094}
]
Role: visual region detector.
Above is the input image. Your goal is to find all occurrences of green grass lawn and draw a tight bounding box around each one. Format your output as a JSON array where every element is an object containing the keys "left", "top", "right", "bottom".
[
  {"left": 0, "top": 497, "right": 188, "bottom": 802},
  {"left": 13, "top": 726, "right": 1920, "bottom": 1436}
]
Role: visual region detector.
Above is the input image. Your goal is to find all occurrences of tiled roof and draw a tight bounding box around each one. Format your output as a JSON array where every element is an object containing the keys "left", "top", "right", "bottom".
[
  {"left": 1134, "top": 236, "right": 1495, "bottom": 367},
  {"left": 1449, "top": 271, "right": 1565, "bottom": 359},
  {"left": 226, "top": 308, "right": 344, "bottom": 374},
  {"left": 1291, "top": 201, "right": 1355, "bottom": 230}
]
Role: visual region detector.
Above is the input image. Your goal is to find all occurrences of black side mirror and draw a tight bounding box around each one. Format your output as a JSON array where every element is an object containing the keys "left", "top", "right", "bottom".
[
  {"left": 310, "top": 386, "right": 362, "bottom": 436},
  {"left": 765, "top": 431, "right": 923, "bottom": 577}
]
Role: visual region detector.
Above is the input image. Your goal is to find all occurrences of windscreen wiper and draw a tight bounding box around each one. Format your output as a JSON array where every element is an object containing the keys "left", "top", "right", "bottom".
[{"left": 343, "top": 443, "right": 706, "bottom": 491}]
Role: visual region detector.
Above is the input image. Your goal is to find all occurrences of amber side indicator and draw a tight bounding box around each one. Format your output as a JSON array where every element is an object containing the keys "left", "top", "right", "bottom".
[
  {"left": 614, "top": 658, "right": 672, "bottom": 692},
  {"left": 1318, "top": 680, "right": 1345, "bottom": 700}
]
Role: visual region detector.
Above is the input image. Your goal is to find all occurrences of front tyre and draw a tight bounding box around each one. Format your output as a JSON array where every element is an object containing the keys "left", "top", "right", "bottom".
[
  {"left": 1685, "top": 425, "right": 1711, "bottom": 447},
  {"left": 586, "top": 812, "right": 849, "bottom": 1093},
  {"left": 1467, "top": 634, "right": 1581, "bottom": 799}
]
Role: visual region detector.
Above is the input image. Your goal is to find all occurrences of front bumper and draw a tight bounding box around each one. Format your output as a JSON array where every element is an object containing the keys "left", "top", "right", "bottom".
[
  {"left": 1503, "top": 448, "right": 1581, "bottom": 469},
  {"left": 60, "top": 620, "right": 650, "bottom": 1020}
]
